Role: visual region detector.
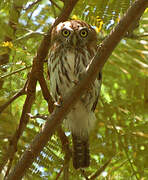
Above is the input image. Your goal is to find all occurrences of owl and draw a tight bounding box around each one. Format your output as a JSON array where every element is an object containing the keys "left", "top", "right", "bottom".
[{"left": 48, "top": 20, "right": 102, "bottom": 169}]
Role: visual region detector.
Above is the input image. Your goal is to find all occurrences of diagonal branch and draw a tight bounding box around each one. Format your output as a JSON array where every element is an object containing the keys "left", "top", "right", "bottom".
[
  {"left": 24, "top": 0, "right": 42, "bottom": 11},
  {"left": 55, "top": 166, "right": 64, "bottom": 180},
  {"left": 50, "top": 0, "right": 62, "bottom": 11},
  {"left": 0, "top": 65, "right": 32, "bottom": 80},
  {"left": 89, "top": 158, "right": 112, "bottom": 180},
  {"left": 38, "top": 74, "right": 54, "bottom": 112},
  {"left": 5, "top": 0, "right": 148, "bottom": 179},
  {"left": 110, "top": 118, "right": 139, "bottom": 180},
  {"left": 80, "top": 157, "right": 112, "bottom": 180}
]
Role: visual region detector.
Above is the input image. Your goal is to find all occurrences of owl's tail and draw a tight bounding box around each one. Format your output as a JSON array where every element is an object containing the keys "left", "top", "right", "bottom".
[{"left": 72, "top": 134, "right": 90, "bottom": 169}]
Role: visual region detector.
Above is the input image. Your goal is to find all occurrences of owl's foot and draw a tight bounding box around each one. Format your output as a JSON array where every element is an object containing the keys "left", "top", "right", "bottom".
[
  {"left": 72, "top": 72, "right": 85, "bottom": 85},
  {"left": 54, "top": 96, "right": 62, "bottom": 107},
  {"left": 72, "top": 79, "right": 78, "bottom": 85}
]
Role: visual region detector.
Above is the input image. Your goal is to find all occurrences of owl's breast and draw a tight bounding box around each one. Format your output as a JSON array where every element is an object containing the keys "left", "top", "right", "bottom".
[
  {"left": 65, "top": 51, "right": 75, "bottom": 74},
  {"left": 48, "top": 48, "right": 94, "bottom": 103},
  {"left": 49, "top": 50, "right": 78, "bottom": 101}
]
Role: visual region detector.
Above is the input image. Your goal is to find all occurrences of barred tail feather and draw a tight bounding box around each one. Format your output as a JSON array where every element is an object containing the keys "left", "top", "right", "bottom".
[{"left": 72, "top": 134, "right": 90, "bottom": 169}]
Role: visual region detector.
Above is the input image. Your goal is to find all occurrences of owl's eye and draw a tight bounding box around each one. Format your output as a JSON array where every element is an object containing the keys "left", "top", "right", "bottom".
[
  {"left": 80, "top": 29, "right": 88, "bottom": 37},
  {"left": 62, "top": 29, "right": 71, "bottom": 37}
]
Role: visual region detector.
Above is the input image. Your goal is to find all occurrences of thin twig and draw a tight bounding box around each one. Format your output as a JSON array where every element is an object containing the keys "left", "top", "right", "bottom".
[
  {"left": 55, "top": 166, "right": 64, "bottom": 180},
  {"left": 26, "top": 2, "right": 40, "bottom": 25},
  {"left": 124, "top": 33, "right": 148, "bottom": 39},
  {"left": 24, "top": 0, "right": 42, "bottom": 11},
  {"left": 139, "top": 33, "right": 148, "bottom": 38},
  {"left": 38, "top": 74, "right": 54, "bottom": 113},
  {"left": 27, "top": 113, "right": 48, "bottom": 120},
  {"left": 107, "top": 159, "right": 128, "bottom": 176},
  {"left": 0, "top": 66, "right": 32, "bottom": 80},
  {"left": 89, "top": 158, "right": 112, "bottom": 180},
  {"left": 26, "top": 10, "right": 34, "bottom": 25},
  {"left": 0, "top": 80, "right": 28, "bottom": 114},
  {"left": 110, "top": 118, "right": 139, "bottom": 180},
  {"left": 15, "top": 31, "right": 45, "bottom": 42},
  {"left": 50, "top": 0, "right": 62, "bottom": 11}
]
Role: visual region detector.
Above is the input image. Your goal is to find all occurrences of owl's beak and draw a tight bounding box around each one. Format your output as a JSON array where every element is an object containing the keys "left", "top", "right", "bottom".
[{"left": 72, "top": 34, "right": 77, "bottom": 47}]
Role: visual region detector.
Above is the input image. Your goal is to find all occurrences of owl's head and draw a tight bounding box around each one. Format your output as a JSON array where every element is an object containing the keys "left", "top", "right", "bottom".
[{"left": 51, "top": 20, "right": 97, "bottom": 49}]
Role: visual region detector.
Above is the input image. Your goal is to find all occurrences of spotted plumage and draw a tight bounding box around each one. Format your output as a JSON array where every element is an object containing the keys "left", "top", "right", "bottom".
[{"left": 48, "top": 20, "right": 102, "bottom": 169}]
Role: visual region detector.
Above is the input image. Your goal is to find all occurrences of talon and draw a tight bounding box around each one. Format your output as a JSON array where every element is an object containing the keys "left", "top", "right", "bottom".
[
  {"left": 72, "top": 79, "right": 78, "bottom": 85},
  {"left": 54, "top": 102, "right": 61, "bottom": 107},
  {"left": 54, "top": 96, "right": 63, "bottom": 107}
]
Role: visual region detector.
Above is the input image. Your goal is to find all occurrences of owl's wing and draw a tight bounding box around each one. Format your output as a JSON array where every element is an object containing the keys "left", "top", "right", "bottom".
[{"left": 91, "top": 72, "right": 102, "bottom": 111}]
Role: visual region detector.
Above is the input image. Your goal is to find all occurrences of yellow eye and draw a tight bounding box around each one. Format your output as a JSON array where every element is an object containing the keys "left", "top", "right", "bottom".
[
  {"left": 80, "top": 29, "right": 88, "bottom": 37},
  {"left": 62, "top": 29, "right": 71, "bottom": 37}
]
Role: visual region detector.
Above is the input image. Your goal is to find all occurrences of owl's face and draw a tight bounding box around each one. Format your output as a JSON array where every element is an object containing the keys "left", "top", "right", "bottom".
[{"left": 51, "top": 20, "right": 97, "bottom": 50}]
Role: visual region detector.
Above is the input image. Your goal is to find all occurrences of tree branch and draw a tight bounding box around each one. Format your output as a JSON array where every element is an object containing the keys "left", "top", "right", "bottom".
[
  {"left": 0, "top": 80, "right": 28, "bottom": 114},
  {"left": 0, "top": 66, "right": 32, "bottom": 80},
  {"left": 89, "top": 158, "right": 112, "bottom": 180},
  {"left": 38, "top": 74, "right": 54, "bottom": 112},
  {"left": 80, "top": 158, "right": 112, "bottom": 180},
  {"left": 5, "top": 0, "right": 148, "bottom": 179},
  {"left": 15, "top": 31, "right": 45, "bottom": 42},
  {"left": 50, "top": 0, "right": 62, "bottom": 11},
  {"left": 110, "top": 118, "right": 139, "bottom": 180},
  {"left": 107, "top": 160, "right": 128, "bottom": 176},
  {"left": 55, "top": 166, "right": 64, "bottom": 180},
  {"left": 24, "top": 0, "right": 42, "bottom": 11}
]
